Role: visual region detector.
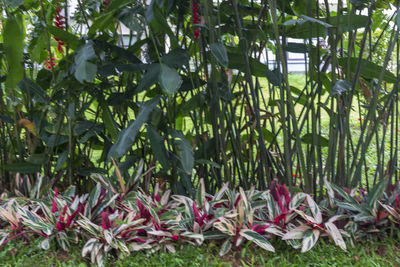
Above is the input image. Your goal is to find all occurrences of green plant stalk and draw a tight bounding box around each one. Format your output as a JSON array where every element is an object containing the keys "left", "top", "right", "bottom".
[{"left": 268, "top": 0, "right": 310, "bottom": 193}]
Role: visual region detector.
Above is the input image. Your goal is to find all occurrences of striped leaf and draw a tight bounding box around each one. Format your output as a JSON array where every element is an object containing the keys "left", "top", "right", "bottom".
[
  {"left": 325, "top": 222, "right": 346, "bottom": 251},
  {"left": 240, "top": 229, "right": 275, "bottom": 252},
  {"left": 301, "top": 229, "right": 320, "bottom": 253},
  {"left": 219, "top": 239, "right": 232, "bottom": 256}
]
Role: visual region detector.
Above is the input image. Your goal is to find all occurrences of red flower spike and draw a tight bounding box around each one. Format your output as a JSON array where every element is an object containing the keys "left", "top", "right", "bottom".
[
  {"left": 192, "top": 2, "right": 200, "bottom": 39},
  {"left": 396, "top": 194, "right": 399, "bottom": 210},
  {"left": 53, "top": 4, "right": 65, "bottom": 53}
]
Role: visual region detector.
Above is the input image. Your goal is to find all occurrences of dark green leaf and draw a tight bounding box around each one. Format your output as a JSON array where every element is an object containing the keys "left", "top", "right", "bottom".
[
  {"left": 147, "top": 125, "right": 171, "bottom": 169},
  {"left": 18, "top": 79, "right": 48, "bottom": 103},
  {"left": 171, "top": 130, "right": 194, "bottom": 175},
  {"left": 161, "top": 49, "right": 190, "bottom": 68},
  {"left": 107, "top": 97, "right": 160, "bottom": 160},
  {"left": 301, "top": 133, "right": 329, "bottom": 147},
  {"left": 74, "top": 41, "right": 97, "bottom": 83},
  {"left": 5, "top": 0, "right": 26, "bottom": 8},
  {"left": 338, "top": 57, "right": 397, "bottom": 83},
  {"left": 47, "top": 26, "right": 80, "bottom": 49},
  {"left": 159, "top": 65, "right": 182, "bottom": 95},
  {"left": 330, "top": 79, "right": 351, "bottom": 96},
  {"left": 266, "top": 68, "right": 284, "bottom": 86},
  {"left": 5, "top": 162, "right": 41, "bottom": 173},
  {"left": 210, "top": 43, "right": 229, "bottom": 68}
]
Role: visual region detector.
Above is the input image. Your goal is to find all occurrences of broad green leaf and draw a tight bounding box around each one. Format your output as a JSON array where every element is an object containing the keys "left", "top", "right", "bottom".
[
  {"left": 18, "top": 79, "right": 48, "bottom": 103},
  {"left": 301, "top": 133, "right": 329, "bottom": 147},
  {"left": 282, "top": 42, "right": 309, "bottom": 53},
  {"left": 74, "top": 41, "right": 97, "bottom": 83},
  {"left": 55, "top": 151, "right": 68, "bottom": 171},
  {"left": 147, "top": 125, "right": 171, "bottom": 169},
  {"left": 299, "top": 15, "right": 332, "bottom": 28},
  {"left": 136, "top": 64, "right": 160, "bottom": 93},
  {"left": 338, "top": 57, "right": 396, "bottom": 83},
  {"left": 266, "top": 69, "right": 284, "bottom": 86},
  {"left": 330, "top": 79, "right": 351, "bottom": 96},
  {"left": 210, "top": 43, "right": 229, "bottom": 68},
  {"left": 4, "top": 14, "right": 25, "bottom": 91},
  {"left": 170, "top": 130, "right": 194, "bottom": 175},
  {"left": 107, "top": 97, "right": 160, "bottom": 160},
  {"left": 161, "top": 49, "right": 190, "bottom": 68},
  {"left": 47, "top": 26, "right": 80, "bottom": 49},
  {"left": 5, "top": 0, "right": 26, "bottom": 8},
  {"left": 228, "top": 52, "right": 268, "bottom": 77},
  {"left": 159, "top": 65, "right": 182, "bottom": 95},
  {"left": 75, "top": 61, "right": 97, "bottom": 84},
  {"left": 286, "top": 15, "right": 368, "bottom": 38},
  {"left": 117, "top": 7, "right": 145, "bottom": 32},
  {"left": 101, "top": 102, "right": 119, "bottom": 141},
  {"left": 365, "top": 179, "right": 387, "bottom": 208},
  {"left": 5, "top": 162, "right": 41, "bottom": 173},
  {"left": 88, "top": 12, "right": 115, "bottom": 36}
]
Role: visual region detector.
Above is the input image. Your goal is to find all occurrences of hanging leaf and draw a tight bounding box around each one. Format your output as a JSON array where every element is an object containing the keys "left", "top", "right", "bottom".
[
  {"left": 107, "top": 97, "right": 160, "bottom": 161},
  {"left": 101, "top": 102, "right": 119, "bottom": 141},
  {"left": 161, "top": 49, "right": 190, "bottom": 68},
  {"left": 301, "top": 133, "right": 329, "bottom": 147},
  {"left": 74, "top": 41, "right": 97, "bottom": 83},
  {"left": 18, "top": 79, "right": 48, "bottom": 103},
  {"left": 283, "top": 43, "right": 309, "bottom": 53},
  {"left": 227, "top": 51, "right": 268, "bottom": 77},
  {"left": 210, "top": 43, "right": 229, "bottom": 68},
  {"left": 117, "top": 7, "right": 145, "bottom": 32},
  {"left": 5, "top": 0, "right": 26, "bottom": 8},
  {"left": 338, "top": 57, "right": 396, "bottom": 83},
  {"left": 47, "top": 26, "right": 80, "bottom": 49},
  {"left": 364, "top": 179, "right": 387, "bottom": 208},
  {"left": 170, "top": 130, "right": 194, "bottom": 175},
  {"left": 135, "top": 64, "right": 160, "bottom": 93},
  {"left": 147, "top": 125, "right": 171, "bottom": 170},
  {"left": 266, "top": 68, "right": 284, "bottom": 86},
  {"left": 159, "top": 65, "right": 182, "bottom": 95}
]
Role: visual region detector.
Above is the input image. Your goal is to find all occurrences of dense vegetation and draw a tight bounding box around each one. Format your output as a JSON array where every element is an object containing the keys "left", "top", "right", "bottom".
[{"left": 0, "top": 0, "right": 400, "bottom": 266}]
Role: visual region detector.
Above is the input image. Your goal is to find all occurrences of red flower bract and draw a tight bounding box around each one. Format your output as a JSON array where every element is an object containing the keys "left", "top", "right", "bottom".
[
  {"left": 54, "top": 5, "right": 65, "bottom": 53},
  {"left": 192, "top": 2, "right": 200, "bottom": 39}
]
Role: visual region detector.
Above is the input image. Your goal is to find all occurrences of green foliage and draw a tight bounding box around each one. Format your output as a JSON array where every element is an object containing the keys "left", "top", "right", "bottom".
[{"left": 0, "top": 0, "right": 399, "bottom": 203}]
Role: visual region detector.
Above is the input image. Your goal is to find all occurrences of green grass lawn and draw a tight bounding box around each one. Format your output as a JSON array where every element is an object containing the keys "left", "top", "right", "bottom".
[{"left": 2, "top": 237, "right": 400, "bottom": 267}]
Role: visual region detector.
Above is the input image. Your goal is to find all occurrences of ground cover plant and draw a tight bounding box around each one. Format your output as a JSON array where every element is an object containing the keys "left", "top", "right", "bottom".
[{"left": 1, "top": 0, "right": 400, "bottom": 266}]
